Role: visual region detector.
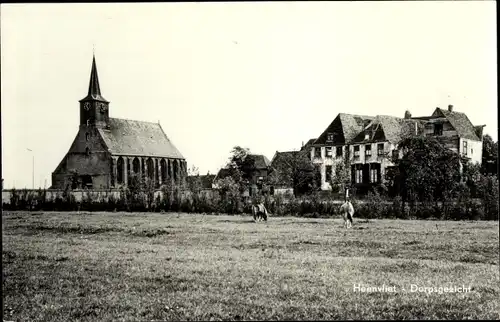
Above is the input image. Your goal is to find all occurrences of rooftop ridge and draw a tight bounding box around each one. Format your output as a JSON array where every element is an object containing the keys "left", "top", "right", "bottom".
[{"left": 109, "top": 117, "right": 160, "bottom": 125}]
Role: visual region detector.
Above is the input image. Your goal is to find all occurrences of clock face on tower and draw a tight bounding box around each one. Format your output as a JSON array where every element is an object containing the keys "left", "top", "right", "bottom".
[
  {"left": 99, "top": 103, "right": 107, "bottom": 113},
  {"left": 84, "top": 102, "right": 91, "bottom": 110}
]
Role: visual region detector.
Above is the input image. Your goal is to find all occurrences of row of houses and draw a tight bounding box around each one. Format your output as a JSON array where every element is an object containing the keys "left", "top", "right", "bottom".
[
  {"left": 45, "top": 56, "right": 485, "bottom": 195},
  {"left": 200, "top": 105, "right": 485, "bottom": 196}
]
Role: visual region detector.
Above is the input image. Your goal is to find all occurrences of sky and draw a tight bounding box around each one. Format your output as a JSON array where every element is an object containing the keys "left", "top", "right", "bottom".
[{"left": 1, "top": 1, "right": 497, "bottom": 189}]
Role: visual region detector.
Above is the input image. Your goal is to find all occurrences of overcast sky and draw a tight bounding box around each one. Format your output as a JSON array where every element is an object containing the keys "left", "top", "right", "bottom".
[{"left": 1, "top": 2, "right": 497, "bottom": 189}]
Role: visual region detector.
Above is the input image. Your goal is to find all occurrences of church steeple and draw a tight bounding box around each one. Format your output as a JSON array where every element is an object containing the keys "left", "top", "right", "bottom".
[
  {"left": 80, "top": 54, "right": 109, "bottom": 103},
  {"left": 79, "top": 54, "right": 110, "bottom": 127}
]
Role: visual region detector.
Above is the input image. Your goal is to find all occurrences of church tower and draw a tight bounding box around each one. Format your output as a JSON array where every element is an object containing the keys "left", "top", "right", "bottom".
[{"left": 78, "top": 55, "right": 110, "bottom": 128}]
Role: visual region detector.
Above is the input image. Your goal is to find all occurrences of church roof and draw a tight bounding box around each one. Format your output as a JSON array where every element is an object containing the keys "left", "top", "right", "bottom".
[
  {"left": 79, "top": 55, "right": 109, "bottom": 103},
  {"left": 98, "top": 118, "right": 185, "bottom": 159}
]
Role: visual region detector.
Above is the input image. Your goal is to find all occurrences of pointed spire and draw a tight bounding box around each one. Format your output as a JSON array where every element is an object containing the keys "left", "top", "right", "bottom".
[
  {"left": 80, "top": 54, "right": 108, "bottom": 102},
  {"left": 88, "top": 54, "right": 102, "bottom": 97}
]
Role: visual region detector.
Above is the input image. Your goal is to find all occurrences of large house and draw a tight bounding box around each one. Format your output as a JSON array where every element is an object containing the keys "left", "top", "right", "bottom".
[
  {"left": 307, "top": 105, "right": 484, "bottom": 191},
  {"left": 51, "top": 55, "right": 187, "bottom": 189}
]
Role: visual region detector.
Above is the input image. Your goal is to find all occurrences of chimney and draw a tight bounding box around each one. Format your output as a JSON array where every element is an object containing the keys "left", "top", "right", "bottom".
[
  {"left": 448, "top": 104, "right": 453, "bottom": 112},
  {"left": 404, "top": 110, "right": 412, "bottom": 119}
]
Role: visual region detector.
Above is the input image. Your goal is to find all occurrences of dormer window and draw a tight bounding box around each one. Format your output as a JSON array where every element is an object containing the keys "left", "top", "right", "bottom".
[
  {"left": 434, "top": 123, "right": 443, "bottom": 136},
  {"left": 364, "top": 133, "right": 370, "bottom": 140},
  {"left": 327, "top": 133, "right": 334, "bottom": 142}
]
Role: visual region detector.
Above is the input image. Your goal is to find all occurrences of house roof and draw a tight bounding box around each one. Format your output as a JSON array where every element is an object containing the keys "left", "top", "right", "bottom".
[
  {"left": 434, "top": 108, "right": 481, "bottom": 141},
  {"left": 98, "top": 118, "right": 185, "bottom": 159},
  {"left": 271, "top": 151, "right": 310, "bottom": 169},
  {"left": 302, "top": 138, "right": 317, "bottom": 149},
  {"left": 214, "top": 154, "right": 271, "bottom": 181},
  {"left": 270, "top": 150, "right": 312, "bottom": 186},
  {"left": 214, "top": 168, "right": 232, "bottom": 181},
  {"left": 351, "top": 115, "right": 426, "bottom": 144},
  {"left": 246, "top": 154, "right": 271, "bottom": 169},
  {"left": 315, "top": 113, "right": 375, "bottom": 145}
]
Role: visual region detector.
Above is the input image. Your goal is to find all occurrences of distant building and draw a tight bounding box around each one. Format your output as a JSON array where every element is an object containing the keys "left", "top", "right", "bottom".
[
  {"left": 214, "top": 154, "right": 272, "bottom": 196},
  {"left": 307, "top": 105, "right": 484, "bottom": 191},
  {"left": 51, "top": 55, "right": 187, "bottom": 189},
  {"left": 269, "top": 150, "right": 312, "bottom": 195}
]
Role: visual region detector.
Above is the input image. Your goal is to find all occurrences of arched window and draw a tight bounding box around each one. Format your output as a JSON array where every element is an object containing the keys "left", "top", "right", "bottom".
[
  {"left": 173, "top": 160, "right": 178, "bottom": 182},
  {"left": 85, "top": 133, "right": 90, "bottom": 141},
  {"left": 133, "top": 157, "right": 140, "bottom": 174},
  {"left": 160, "top": 159, "right": 167, "bottom": 182},
  {"left": 147, "top": 158, "right": 154, "bottom": 180},
  {"left": 85, "top": 147, "right": 90, "bottom": 156},
  {"left": 117, "top": 157, "right": 124, "bottom": 184}
]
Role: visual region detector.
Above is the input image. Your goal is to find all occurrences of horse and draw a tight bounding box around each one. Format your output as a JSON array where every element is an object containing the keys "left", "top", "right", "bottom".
[
  {"left": 340, "top": 199, "right": 354, "bottom": 229},
  {"left": 252, "top": 203, "right": 270, "bottom": 222}
]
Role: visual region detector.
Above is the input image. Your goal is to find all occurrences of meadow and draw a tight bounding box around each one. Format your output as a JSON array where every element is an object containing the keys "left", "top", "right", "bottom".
[{"left": 2, "top": 211, "right": 499, "bottom": 321}]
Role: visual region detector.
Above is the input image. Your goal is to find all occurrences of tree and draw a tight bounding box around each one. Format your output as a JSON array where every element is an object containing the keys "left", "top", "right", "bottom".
[
  {"left": 226, "top": 146, "right": 251, "bottom": 185},
  {"left": 187, "top": 165, "right": 203, "bottom": 194},
  {"left": 330, "top": 147, "right": 352, "bottom": 195},
  {"left": 390, "top": 136, "right": 461, "bottom": 205},
  {"left": 268, "top": 150, "right": 321, "bottom": 196},
  {"left": 481, "top": 134, "right": 498, "bottom": 175}
]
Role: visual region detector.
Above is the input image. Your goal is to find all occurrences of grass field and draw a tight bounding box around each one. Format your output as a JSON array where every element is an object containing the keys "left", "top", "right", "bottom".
[{"left": 2, "top": 211, "right": 499, "bottom": 321}]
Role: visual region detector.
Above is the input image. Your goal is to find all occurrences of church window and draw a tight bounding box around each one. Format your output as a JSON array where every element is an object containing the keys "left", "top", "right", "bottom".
[
  {"left": 85, "top": 133, "right": 90, "bottom": 141},
  {"left": 85, "top": 147, "right": 90, "bottom": 156}
]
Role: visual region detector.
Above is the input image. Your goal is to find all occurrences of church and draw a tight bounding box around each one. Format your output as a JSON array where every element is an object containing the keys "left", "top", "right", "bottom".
[{"left": 51, "top": 55, "right": 187, "bottom": 189}]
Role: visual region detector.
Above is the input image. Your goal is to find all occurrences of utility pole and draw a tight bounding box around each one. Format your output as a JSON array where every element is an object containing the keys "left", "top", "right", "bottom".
[{"left": 27, "top": 148, "right": 34, "bottom": 189}]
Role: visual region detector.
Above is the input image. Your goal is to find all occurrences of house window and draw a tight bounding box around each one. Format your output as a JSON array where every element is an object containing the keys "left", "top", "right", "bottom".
[
  {"left": 354, "top": 145, "right": 360, "bottom": 157},
  {"left": 370, "top": 168, "right": 379, "bottom": 183},
  {"left": 314, "top": 147, "right": 322, "bottom": 158},
  {"left": 434, "top": 123, "right": 443, "bottom": 136},
  {"left": 463, "top": 141, "right": 468, "bottom": 156},
  {"left": 336, "top": 146, "right": 343, "bottom": 158},
  {"left": 85, "top": 133, "right": 90, "bottom": 142},
  {"left": 365, "top": 145, "right": 372, "bottom": 156},
  {"left": 327, "top": 133, "right": 334, "bottom": 142},
  {"left": 355, "top": 169, "right": 363, "bottom": 183},
  {"left": 325, "top": 165, "right": 332, "bottom": 181},
  {"left": 377, "top": 143, "right": 384, "bottom": 156},
  {"left": 325, "top": 147, "right": 333, "bottom": 158}
]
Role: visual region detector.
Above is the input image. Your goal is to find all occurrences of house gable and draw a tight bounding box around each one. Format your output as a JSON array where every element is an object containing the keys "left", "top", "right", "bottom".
[{"left": 315, "top": 115, "right": 346, "bottom": 145}]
